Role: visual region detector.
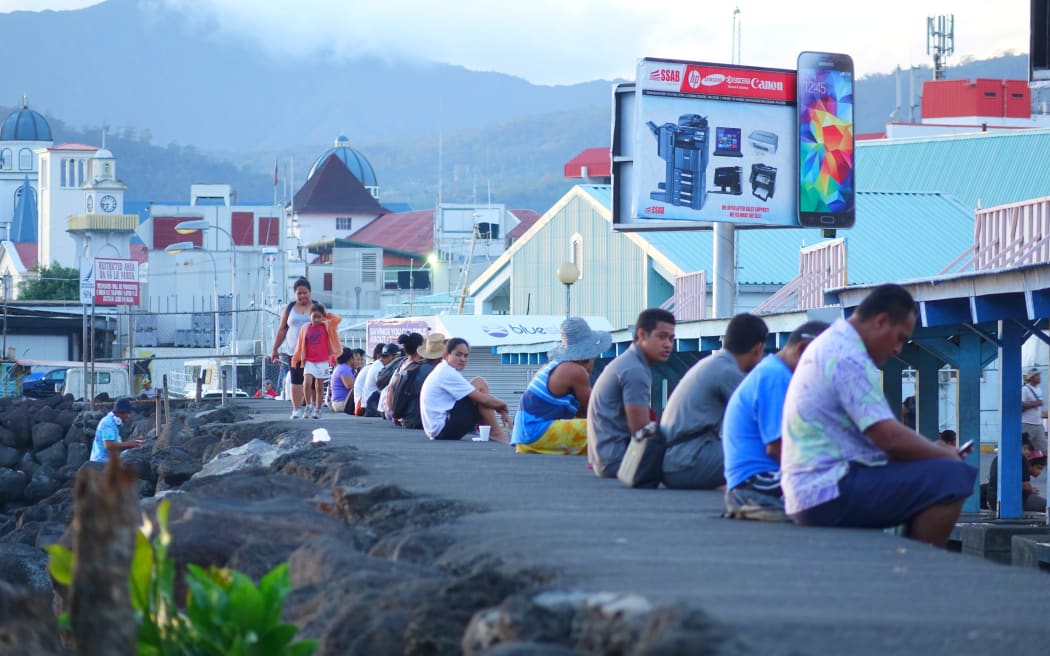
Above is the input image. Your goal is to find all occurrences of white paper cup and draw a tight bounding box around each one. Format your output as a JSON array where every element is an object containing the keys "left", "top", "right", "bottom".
[{"left": 478, "top": 425, "right": 491, "bottom": 441}]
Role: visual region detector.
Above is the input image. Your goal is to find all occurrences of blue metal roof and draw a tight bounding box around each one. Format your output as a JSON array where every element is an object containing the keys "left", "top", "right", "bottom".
[
  {"left": 0, "top": 105, "right": 52, "bottom": 142},
  {"left": 618, "top": 191, "right": 974, "bottom": 285},
  {"left": 856, "top": 129, "right": 1050, "bottom": 210},
  {"left": 307, "top": 135, "right": 377, "bottom": 186}
]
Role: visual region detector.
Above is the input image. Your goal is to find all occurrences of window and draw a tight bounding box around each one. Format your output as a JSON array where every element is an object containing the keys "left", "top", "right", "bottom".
[
  {"left": 570, "top": 233, "right": 584, "bottom": 279},
  {"left": 18, "top": 148, "right": 31, "bottom": 171},
  {"left": 336, "top": 217, "right": 353, "bottom": 231},
  {"left": 1, "top": 149, "right": 11, "bottom": 171},
  {"left": 60, "top": 159, "right": 67, "bottom": 187},
  {"left": 257, "top": 217, "right": 279, "bottom": 246},
  {"left": 77, "top": 159, "right": 85, "bottom": 186},
  {"left": 231, "top": 211, "right": 254, "bottom": 246},
  {"left": 152, "top": 217, "right": 203, "bottom": 250},
  {"left": 324, "top": 272, "right": 333, "bottom": 291}
]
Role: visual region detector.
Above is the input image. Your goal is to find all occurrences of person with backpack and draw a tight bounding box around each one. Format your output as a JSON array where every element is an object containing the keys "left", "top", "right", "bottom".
[
  {"left": 270, "top": 277, "right": 315, "bottom": 419},
  {"left": 383, "top": 332, "right": 426, "bottom": 421},
  {"left": 360, "top": 343, "right": 400, "bottom": 417},
  {"left": 330, "top": 347, "right": 357, "bottom": 414},
  {"left": 389, "top": 332, "right": 445, "bottom": 429},
  {"left": 420, "top": 337, "right": 512, "bottom": 442},
  {"left": 291, "top": 301, "right": 342, "bottom": 419}
]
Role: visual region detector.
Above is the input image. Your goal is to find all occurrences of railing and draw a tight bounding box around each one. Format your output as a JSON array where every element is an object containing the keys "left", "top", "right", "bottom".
[
  {"left": 753, "top": 238, "right": 847, "bottom": 315},
  {"left": 659, "top": 270, "right": 707, "bottom": 321},
  {"left": 971, "top": 196, "right": 1050, "bottom": 271}
]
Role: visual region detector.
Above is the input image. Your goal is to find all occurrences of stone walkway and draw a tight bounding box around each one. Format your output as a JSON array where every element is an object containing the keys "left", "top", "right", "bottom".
[{"left": 249, "top": 401, "right": 1050, "bottom": 656}]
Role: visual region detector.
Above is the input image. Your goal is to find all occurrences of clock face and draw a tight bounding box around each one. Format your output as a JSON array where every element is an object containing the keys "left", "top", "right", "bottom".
[
  {"left": 99, "top": 194, "right": 117, "bottom": 213},
  {"left": 86, "top": 195, "right": 94, "bottom": 212}
]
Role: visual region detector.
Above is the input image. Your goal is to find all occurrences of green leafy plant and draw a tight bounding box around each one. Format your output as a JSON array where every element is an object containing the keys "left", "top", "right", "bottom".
[{"left": 47, "top": 499, "right": 316, "bottom": 655}]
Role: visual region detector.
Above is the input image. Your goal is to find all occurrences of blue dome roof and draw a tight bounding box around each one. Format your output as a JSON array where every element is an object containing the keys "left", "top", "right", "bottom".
[
  {"left": 0, "top": 102, "right": 52, "bottom": 142},
  {"left": 307, "top": 135, "right": 377, "bottom": 186}
]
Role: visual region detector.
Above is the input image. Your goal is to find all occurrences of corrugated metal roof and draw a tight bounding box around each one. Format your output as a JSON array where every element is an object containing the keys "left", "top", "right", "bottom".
[
  {"left": 857, "top": 129, "right": 1050, "bottom": 209},
  {"left": 628, "top": 192, "right": 974, "bottom": 285}
]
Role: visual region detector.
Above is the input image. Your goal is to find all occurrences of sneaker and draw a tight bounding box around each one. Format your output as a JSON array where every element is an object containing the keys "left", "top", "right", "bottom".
[
  {"left": 312, "top": 407, "right": 322, "bottom": 419},
  {"left": 723, "top": 487, "right": 788, "bottom": 522},
  {"left": 290, "top": 408, "right": 302, "bottom": 420}
]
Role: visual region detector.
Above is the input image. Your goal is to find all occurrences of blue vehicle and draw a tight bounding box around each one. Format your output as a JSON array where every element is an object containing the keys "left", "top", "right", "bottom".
[{"left": 22, "top": 368, "right": 66, "bottom": 398}]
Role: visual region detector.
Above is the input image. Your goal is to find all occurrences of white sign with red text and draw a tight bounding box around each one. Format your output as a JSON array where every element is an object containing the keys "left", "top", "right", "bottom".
[
  {"left": 619, "top": 57, "right": 798, "bottom": 230},
  {"left": 92, "top": 258, "right": 140, "bottom": 306}
]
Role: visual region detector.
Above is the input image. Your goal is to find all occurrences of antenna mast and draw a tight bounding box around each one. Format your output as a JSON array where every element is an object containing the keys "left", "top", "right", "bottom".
[{"left": 927, "top": 14, "right": 955, "bottom": 81}]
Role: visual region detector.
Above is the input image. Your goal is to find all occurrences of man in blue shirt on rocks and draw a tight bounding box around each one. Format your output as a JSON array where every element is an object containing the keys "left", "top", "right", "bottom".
[
  {"left": 722, "top": 320, "right": 829, "bottom": 520},
  {"left": 90, "top": 397, "right": 143, "bottom": 463}
]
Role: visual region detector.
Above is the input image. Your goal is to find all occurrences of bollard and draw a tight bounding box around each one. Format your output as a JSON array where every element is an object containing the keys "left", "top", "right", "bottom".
[{"left": 221, "top": 370, "right": 228, "bottom": 406}]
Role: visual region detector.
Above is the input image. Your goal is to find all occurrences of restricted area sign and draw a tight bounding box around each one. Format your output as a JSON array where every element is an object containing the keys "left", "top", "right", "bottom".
[{"left": 93, "top": 258, "right": 140, "bottom": 305}]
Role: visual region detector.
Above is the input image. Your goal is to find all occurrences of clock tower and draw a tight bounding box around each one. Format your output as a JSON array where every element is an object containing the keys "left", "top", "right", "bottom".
[{"left": 83, "top": 147, "right": 124, "bottom": 216}]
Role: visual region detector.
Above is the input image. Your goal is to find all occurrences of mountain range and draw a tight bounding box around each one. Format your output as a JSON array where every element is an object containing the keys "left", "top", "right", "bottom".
[{"left": 0, "top": 0, "right": 1032, "bottom": 213}]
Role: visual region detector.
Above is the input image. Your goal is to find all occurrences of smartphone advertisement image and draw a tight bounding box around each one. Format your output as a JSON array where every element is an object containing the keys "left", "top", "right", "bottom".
[{"left": 797, "top": 51, "right": 855, "bottom": 228}]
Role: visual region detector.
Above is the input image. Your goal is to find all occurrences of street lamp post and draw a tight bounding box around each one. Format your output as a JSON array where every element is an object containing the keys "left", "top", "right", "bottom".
[
  {"left": 176, "top": 220, "right": 238, "bottom": 394},
  {"left": 166, "top": 242, "right": 220, "bottom": 365},
  {"left": 556, "top": 262, "right": 580, "bottom": 320}
]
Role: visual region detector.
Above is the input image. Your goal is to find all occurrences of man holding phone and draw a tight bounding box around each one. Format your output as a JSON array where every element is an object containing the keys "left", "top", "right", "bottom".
[{"left": 781, "top": 284, "right": 977, "bottom": 547}]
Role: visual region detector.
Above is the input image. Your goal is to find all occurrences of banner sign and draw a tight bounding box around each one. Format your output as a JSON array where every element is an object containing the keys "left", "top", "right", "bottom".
[
  {"left": 614, "top": 57, "right": 799, "bottom": 231},
  {"left": 93, "top": 258, "right": 140, "bottom": 306}
]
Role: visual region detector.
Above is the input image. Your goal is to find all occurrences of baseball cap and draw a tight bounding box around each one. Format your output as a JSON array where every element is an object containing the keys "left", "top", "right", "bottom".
[
  {"left": 114, "top": 397, "right": 133, "bottom": 413},
  {"left": 1027, "top": 449, "right": 1047, "bottom": 461},
  {"left": 381, "top": 343, "right": 400, "bottom": 356}
]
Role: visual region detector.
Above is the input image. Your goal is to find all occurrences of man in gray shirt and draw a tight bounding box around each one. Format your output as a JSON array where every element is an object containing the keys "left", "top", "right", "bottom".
[
  {"left": 587, "top": 308, "right": 676, "bottom": 478},
  {"left": 660, "top": 313, "right": 768, "bottom": 489}
]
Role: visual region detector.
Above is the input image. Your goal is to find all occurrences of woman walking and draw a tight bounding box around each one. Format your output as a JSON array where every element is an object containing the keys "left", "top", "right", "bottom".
[{"left": 270, "top": 277, "right": 314, "bottom": 419}]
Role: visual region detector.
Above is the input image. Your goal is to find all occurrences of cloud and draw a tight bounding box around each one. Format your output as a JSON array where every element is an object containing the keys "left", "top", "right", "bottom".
[{"left": 150, "top": 0, "right": 1029, "bottom": 84}]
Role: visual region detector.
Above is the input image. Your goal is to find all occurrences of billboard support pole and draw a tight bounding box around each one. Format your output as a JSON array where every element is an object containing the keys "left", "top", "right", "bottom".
[{"left": 713, "top": 223, "right": 735, "bottom": 317}]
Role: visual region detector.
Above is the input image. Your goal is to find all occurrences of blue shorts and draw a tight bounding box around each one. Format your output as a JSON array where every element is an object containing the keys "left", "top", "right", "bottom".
[{"left": 791, "top": 460, "right": 977, "bottom": 529}]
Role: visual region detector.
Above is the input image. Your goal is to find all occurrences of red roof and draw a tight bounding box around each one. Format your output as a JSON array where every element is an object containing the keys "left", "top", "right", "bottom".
[
  {"left": 293, "top": 153, "right": 387, "bottom": 215},
  {"left": 347, "top": 210, "right": 433, "bottom": 257},
  {"left": 564, "top": 147, "right": 611, "bottom": 178},
  {"left": 13, "top": 242, "right": 37, "bottom": 269},
  {"left": 49, "top": 143, "right": 98, "bottom": 151},
  {"left": 508, "top": 209, "right": 540, "bottom": 240}
]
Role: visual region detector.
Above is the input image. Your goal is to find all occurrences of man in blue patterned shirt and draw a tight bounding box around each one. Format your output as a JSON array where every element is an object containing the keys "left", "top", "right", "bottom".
[{"left": 781, "top": 284, "right": 976, "bottom": 546}]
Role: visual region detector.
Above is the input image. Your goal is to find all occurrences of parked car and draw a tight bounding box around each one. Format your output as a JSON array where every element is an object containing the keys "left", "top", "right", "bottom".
[{"left": 22, "top": 369, "right": 66, "bottom": 398}]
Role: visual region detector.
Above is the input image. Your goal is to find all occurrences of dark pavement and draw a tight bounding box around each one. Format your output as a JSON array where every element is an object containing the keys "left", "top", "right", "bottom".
[{"left": 245, "top": 400, "right": 1048, "bottom": 656}]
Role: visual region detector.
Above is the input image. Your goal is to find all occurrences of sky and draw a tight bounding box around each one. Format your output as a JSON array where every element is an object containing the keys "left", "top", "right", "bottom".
[{"left": 1, "top": 0, "right": 1032, "bottom": 85}]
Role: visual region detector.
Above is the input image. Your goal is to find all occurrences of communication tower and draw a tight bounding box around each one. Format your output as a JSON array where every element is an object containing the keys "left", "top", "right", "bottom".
[{"left": 927, "top": 14, "right": 955, "bottom": 81}]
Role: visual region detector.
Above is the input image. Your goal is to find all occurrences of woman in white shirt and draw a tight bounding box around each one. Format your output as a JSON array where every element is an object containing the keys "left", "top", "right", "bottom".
[{"left": 419, "top": 337, "right": 512, "bottom": 442}]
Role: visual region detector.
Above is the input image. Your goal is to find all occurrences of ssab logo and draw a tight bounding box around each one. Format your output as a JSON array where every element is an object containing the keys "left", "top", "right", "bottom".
[{"left": 649, "top": 68, "right": 681, "bottom": 82}]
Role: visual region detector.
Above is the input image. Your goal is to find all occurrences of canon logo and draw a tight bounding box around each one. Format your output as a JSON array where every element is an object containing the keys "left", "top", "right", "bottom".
[
  {"left": 700, "top": 73, "right": 724, "bottom": 87},
  {"left": 752, "top": 79, "right": 784, "bottom": 91}
]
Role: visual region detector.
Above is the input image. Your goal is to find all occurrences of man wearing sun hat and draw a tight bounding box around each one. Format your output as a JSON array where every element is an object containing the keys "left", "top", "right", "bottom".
[
  {"left": 512, "top": 317, "right": 611, "bottom": 455},
  {"left": 1022, "top": 367, "right": 1046, "bottom": 453}
]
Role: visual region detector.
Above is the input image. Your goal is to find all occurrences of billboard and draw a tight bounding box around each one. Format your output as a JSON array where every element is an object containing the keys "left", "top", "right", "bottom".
[{"left": 613, "top": 57, "right": 798, "bottom": 231}]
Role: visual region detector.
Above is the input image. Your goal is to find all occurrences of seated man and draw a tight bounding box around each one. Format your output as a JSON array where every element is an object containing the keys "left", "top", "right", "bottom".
[
  {"left": 660, "top": 313, "right": 768, "bottom": 489},
  {"left": 988, "top": 435, "right": 1047, "bottom": 512},
  {"left": 934, "top": 429, "right": 957, "bottom": 448},
  {"left": 587, "top": 308, "right": 675, "bottom": 478},
  {"left": 254, "top": 380, "right": 278, "bottom": 398},
  {"left": 781, "top": 283, "right": 977, "bottom": 547},
  {"left": 722, "top": 320, "right": 828, "bottom": 520},
  {"left": 138, "top": 379, "right": 157, "bottom": 399}
]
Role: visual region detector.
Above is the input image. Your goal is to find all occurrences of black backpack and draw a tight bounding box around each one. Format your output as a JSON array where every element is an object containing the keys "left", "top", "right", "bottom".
[
  {"left": 375, "top": 356, "right": 405, "bottom": 391},
  {"left": 390, "top": 360, "right": 435, "bottom": 430}
]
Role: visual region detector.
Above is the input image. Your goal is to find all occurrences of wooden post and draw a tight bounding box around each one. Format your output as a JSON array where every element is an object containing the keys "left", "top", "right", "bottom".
[{"left": 69, "top": 458, "right": 140, "bottom": 655}]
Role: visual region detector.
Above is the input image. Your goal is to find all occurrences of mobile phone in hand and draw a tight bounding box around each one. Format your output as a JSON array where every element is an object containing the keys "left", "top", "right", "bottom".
[{"left": 957, "top": 439, "right": 974, "bottom": 456}]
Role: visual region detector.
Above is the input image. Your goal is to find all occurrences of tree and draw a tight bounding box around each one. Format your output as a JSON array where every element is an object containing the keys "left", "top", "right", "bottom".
[{"left": 19, "top": 264, "right": 80, "bottom": 301}]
